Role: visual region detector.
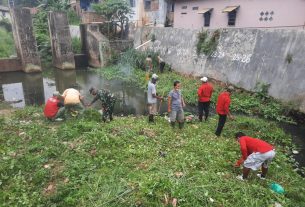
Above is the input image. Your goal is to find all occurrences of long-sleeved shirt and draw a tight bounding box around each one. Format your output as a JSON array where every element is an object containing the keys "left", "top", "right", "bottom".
[
  {"left": 197, "top": 83, "right": 213, "bottom": 102},
  {"left": 216, "top": 92, "right": 231, "bottom": 115},
  {"left": 236, "top": 136, "right": 274, "bottom": 165}
]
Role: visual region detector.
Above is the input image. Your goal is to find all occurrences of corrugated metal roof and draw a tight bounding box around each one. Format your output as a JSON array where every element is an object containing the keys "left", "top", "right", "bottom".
[
  {"left": 222, "top": 6, "right": 239, "bottom": 13},
  {"left": 198, "top": 8, "right": 213, "bottom": 14}
]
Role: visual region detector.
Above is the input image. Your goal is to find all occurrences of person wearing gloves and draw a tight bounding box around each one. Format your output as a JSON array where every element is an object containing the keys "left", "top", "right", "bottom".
[{"left": 234, "top": 132, "right": 276, "bottom": 180}]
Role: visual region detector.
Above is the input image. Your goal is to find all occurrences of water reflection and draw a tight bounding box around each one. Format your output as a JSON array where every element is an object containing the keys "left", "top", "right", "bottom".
[
  {"left": 0, "top": 72, "right": 44, "bottom": 107},
  {"left": 0, "top": 68, "right": 147, "bottom": 115}
]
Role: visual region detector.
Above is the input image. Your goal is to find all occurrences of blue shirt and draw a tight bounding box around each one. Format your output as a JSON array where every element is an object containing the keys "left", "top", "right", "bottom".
[{"left": 168, "top": 89, "right": 182, "bottom": 111}]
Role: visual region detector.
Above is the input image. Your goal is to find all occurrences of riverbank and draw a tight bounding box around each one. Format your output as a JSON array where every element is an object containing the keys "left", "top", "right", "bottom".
[
  {"left": 0, "top": 106, "right": 304, "bottom": 206},
  {"left": 94, "top": 63, "right": 296, "bottom": 123}
]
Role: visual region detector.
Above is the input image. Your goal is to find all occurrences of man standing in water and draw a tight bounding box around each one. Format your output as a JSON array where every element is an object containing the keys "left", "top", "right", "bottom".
[
  {"left": 168, "top": 80, "right": 185, "bottom": 129},
  {"left": 87, "top": 87, "right": 116, "bottom": 122},
  {"left": 147, "top": 74, "right": 163, "bottom": 123},
  {"left": 197, "top": 76, "right": 213, "bottom": 122}
]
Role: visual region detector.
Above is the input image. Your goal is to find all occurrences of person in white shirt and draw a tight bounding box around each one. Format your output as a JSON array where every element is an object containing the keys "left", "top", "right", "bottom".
[{"left": 147, "top": 73, "right": 163, "bottom": 123}]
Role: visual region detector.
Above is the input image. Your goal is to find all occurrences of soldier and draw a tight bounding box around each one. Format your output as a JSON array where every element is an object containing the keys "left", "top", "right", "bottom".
[{"left": 87, "top": 87, "right": 116, "bottom": 122}]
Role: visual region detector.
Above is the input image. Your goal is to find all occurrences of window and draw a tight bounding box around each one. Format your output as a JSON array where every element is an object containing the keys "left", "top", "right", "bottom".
[
  {"left": 228, "top": 10, "right": 237, "bottom": 26},
  {"left": 144, "top": 0, "right": 151, "bottom": 10},
  {"left": 192, "top": 7, "right": 199, "bottom": 10},
  {"left": 182, "top": 6, "right": 187, "bottom": 9},
  {"left": 181, "top": 12, "right": 187, "bottom": 15},
  {"left": 130, "top": 0, "right": 136, "bottom": 7},
  {"left": 171, "top": 3, "right": 174, "bottom": 12},
  {"left": 222, "top": 6, "right": 239, "bottom": 26},
  {"left": 145, "top": 0, "right": 159, "bottom": 11},
  {"left": 204, "top": 12, "right": 211, "bottom": 27}
]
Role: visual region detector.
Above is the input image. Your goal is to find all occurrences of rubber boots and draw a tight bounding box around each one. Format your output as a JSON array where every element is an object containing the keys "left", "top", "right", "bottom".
[
  {"left": 179, "top": 122, "right": 184, "bottom": 129},
  {"left": 170, "top": 122, "right": 175, "bottom": 128}
]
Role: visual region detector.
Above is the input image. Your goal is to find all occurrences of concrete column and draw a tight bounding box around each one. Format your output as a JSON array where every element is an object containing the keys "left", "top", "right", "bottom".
[
  {"left": 48, "top": 11, "right": 75, "bottom": 70},
  {"left": 80, "top": 23, "right": 110, "bottom": 68},
  {"left": 10, "top": 8, "right": 41, "bottom": 73}
]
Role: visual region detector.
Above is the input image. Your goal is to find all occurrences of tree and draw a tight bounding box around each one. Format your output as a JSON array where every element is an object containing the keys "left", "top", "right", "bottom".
[{"left": 92, "top": 0, "right": 132, "bottom": 39}]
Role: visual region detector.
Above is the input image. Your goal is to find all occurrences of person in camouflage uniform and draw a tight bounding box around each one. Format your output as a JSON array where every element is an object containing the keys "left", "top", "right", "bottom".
[{"left": 88, "top": 87, "right": 116, "bottom": 122}]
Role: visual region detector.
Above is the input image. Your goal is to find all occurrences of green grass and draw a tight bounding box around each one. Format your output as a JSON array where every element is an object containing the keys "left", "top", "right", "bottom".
[
  {"left": 95, "top": 65, "right": 294, "bottom": 123},
  {"left": 0, "top": 107, "right": 304, "bottom": 206},
  {"left": 0, "top": 27, "right": 15, "bottom": 58}
]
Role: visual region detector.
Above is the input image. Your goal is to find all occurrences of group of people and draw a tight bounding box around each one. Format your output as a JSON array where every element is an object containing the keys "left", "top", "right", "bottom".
[
  {"left": 147, "top": 74, "right": 276, "bottom": 180},
  {"left": 43, "top": 75, "right": 276, "bottom": 181},
  {"left": 43, "top": 87, "right": 116, "bottom": 122},
  {"left": 147, "top": 74, "right": 233, "bottom": 136}
]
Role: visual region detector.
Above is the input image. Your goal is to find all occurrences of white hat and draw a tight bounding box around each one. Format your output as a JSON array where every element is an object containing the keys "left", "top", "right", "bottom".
[
  {"left": 53, "top": 91, "right": 60, "bottom": 96},
  {"left": 200, "top": 77, "right": 208, "bottom": 82},
  {"left": 152, "top": 73, "right": 158, "bottom": 79}
]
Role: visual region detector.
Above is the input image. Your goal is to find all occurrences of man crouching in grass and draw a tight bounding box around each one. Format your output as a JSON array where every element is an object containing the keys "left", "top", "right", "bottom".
[{"left": 234, "top": 132, "right": 276, "bottom": 180}]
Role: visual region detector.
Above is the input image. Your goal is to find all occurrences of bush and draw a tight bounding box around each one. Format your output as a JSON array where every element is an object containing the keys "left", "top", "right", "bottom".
[
  {"left": 67, "top": 9, "right": 80, "bottom": 25},
  {"left": 72, "top": 37, "right": 81, "bottom": 54},
  {"left": 0, "top": 28, "right": 15, "bottom": 58}
]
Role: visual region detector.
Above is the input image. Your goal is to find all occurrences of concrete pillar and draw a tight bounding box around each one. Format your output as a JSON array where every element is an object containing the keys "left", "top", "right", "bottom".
[
  {"left": 80, "top": 23, "right": 110, "bottom": 68},
  {"left": 10, "top": 8, "right": 41, "bottom": 73},
  {"left": 48, "top": 11, "right": 75, "bottom": 70}
]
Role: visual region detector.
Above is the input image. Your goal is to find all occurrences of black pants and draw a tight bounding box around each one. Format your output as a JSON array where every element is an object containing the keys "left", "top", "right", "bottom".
[
  {"left": 198, "top": 101, "right": 210, "bottom": 121},
  {"left": 215, "top": 114, "right": 227, "bottom": 136},
  {"left": 159, "top": 62, "right": 165, "bottom": 73}
]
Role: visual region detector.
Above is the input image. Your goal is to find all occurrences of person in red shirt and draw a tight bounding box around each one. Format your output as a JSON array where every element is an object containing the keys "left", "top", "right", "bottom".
[
  {"left": 234, "top": 132, "right": 276, "bottom": 180},
  {"left": 197, "top": 76, "right": 213, "bottom": 121},
  {"left": 44, "top": 91, "right": 65, "bottom": 121},
  {"left": 215, "top": 86, "right": 234, "bottom": 136}
]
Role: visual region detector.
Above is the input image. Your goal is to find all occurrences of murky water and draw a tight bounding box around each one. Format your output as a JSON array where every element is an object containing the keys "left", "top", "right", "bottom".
[
  {"left": 0, "top": 68, "right": 304, "bottom": 171},
  {"left": 0, "top": 68, "right": 150, "bottom": 115}
]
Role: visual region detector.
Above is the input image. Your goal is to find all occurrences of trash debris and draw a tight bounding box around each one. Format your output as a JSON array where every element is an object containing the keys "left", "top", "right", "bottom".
[
  {"left": 185, "top": 115, "right": 195, "bottom": 123},
  {"left": 174, "top": 172, "right": 184, "bottom": 178},
  {"left": 44, "top": 164, "right": 51, "bottom": 169},
  {"left": 159, "top": 151, "right": 166, "bottom": 157},
  {"left": 292, "top": 150, "right": 299, "bottom": 154},
  {"left": 270, "top": 183, "right": 285, "bottom": 194},
  {"left": 172, "top": 198, "right": 177, "bottom": 207}
]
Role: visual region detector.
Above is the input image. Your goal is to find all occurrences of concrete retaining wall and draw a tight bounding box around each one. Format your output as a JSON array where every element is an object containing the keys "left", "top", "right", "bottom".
[
  {"left": 48, "top": 12, "right": 75, "bottom": 69},
  {"left": 133, "top": 27, "right": 305, "bottom": 112},
  {"left": 10, "top": 8, "right": 41, "bottom": 73},
  {"left": 0, "top": 58, "right": 22, "bottom": 72}
]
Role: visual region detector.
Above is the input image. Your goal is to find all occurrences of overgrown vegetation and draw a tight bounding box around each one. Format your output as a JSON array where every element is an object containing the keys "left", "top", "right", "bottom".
[
  {"left": 196, "top": 30, "right": 220, "bottom": 56},
  {"left": 67, "top": 9, "right": 81, "bottom": 26},
  {"left": 97, "top": 49, "right": 294, "bottom": 123},
  {"left": 72, "top": 37, "right": 82, "bottom": 54},
  {"left": 0, "top": 107, "right": 304, "bottom": 206},
  {"left": 92, "top": 0, "right": 132, "bottom": 39},
  {"left": 33, "top": 1, "right": 76, "bottom": 62},
  {"left": 0, "top": 27, "right": 15, "bottom": 58},
  {"left": 285, "top": 53, "right": 293, "bottom": 64}
]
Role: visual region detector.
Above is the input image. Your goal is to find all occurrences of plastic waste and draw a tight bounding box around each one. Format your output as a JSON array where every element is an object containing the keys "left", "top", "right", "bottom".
[{"left": 270, "top": 183, "right": 285, "bottom": 194}]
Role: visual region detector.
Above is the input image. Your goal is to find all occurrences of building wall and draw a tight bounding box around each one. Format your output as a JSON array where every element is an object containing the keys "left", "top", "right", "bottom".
[
  {"left": 133, "top": 27, "right": 305, "bottom": 112},
  {"left": 174, "top": 0, "right": 305, "bottom": 29},
  {"left": 129, "top": 0, "right": 171, "bottom": 27}
]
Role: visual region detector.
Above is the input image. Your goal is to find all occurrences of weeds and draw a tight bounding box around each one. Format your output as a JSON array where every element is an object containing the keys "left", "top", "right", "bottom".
[
  {"left": 0, "top": 107, "right": 304, "bottom": 206},
  {"left": 96, "top": 66, "right": 294, "bottom": 123}
]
